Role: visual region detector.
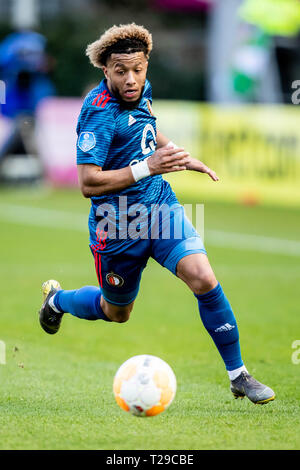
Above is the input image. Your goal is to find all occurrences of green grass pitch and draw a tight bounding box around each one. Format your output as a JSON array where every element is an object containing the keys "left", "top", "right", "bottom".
[{"left": 0, "top": 185, "right": 299, "bottom": 450}]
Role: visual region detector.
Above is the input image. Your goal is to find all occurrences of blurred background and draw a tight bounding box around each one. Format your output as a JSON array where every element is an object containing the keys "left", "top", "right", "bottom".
[
  {"left": 0, "top": 0, "right": 299, "bottom": 206},
  {"left": 1, "top": 1, "right": 300, "bottom": 450}
]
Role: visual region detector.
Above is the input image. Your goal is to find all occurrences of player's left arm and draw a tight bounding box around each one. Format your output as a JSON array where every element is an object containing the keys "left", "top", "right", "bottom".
[
  {"left": 156, "top": 130, "right": 219, "bottom": 182},
  {"left": 156, "top": 130, "right": 170, "bottom": 149}
]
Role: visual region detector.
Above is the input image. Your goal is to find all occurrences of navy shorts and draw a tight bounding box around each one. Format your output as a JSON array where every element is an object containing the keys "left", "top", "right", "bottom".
[{"left": 90, "top": 203, "right": 206, "bottom": 306}]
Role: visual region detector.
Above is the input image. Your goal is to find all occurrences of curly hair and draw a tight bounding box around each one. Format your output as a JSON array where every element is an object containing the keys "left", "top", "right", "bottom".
[{"left": 86, "top": 23, "right": 153, "bottom": 68}]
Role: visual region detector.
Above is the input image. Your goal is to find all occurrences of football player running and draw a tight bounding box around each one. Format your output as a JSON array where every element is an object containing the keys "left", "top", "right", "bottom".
[{"left": 39, "top": 23, "right": 275, "bottom": 405}]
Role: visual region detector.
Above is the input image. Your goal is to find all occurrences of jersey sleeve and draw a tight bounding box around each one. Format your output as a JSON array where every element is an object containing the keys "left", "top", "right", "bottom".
[{"left": 76, "top": 105, "right": 116, "bottom": 167}]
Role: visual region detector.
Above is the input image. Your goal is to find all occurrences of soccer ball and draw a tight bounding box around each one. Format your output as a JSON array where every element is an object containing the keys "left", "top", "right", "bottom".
[{"left": 113, "top": 354, "right": 177, "bottom": 417}]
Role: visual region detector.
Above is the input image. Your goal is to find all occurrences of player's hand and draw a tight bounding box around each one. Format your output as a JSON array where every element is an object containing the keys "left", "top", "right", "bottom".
[
  {"left": 185, "top": 157, "right": 219, "bottom": 181},
  {"left": 147, "top": 146, "right": 191, "bottom": 176}
]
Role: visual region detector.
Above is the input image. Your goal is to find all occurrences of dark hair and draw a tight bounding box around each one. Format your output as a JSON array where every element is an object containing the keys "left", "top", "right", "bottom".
[{"left": 101, "top": 39, "right": 148, "bottom": 65}]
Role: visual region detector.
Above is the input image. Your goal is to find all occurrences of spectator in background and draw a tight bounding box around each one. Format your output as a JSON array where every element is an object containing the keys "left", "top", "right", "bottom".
[{"left": 0, "top": 30, "right": 55, "bottom": 164}]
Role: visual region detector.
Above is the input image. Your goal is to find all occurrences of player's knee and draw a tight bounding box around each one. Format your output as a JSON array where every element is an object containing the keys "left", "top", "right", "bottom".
[
  {"left": 112, "top": 309, "right": 131, "bottom": 323},
  {"left": 106, "top": 303, "right": 133, "bottom": 323},
  {"left": 188, "top": 268, "right": 217, "bottom": 295}
]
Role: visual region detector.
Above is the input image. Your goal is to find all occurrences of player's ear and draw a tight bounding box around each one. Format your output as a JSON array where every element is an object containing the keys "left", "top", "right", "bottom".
[{"left": 102, "top": 65, "right": 108, "bottom": 79}]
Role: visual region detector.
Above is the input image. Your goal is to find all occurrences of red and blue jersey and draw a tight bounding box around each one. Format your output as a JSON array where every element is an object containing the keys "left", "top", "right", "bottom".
[{"left": 76, "top": 78, "right": 178, "bottom": 253}]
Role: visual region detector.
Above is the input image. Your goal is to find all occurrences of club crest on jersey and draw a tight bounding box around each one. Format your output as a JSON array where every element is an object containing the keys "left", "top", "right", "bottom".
[
  {"left": 147, "top": 100, "right": 154, "bottom": 116},
  {"left": 78, "top": 132, "right": 96, "bottom": 152},
  {"left": 106, "top": 272, "right": 124, "bottom": 287}
]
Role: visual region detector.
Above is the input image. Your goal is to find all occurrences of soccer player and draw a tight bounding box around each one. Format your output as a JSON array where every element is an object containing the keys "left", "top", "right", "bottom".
[{"left": 39, "top": 23, "right": 275, "bottom": 405}]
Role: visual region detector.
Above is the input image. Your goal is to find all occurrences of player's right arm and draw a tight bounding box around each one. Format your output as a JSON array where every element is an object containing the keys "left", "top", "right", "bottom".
[
  {"left": 78, "top": 146, "right": 189, "bottom": 197},
  {"left": 76, "top": 99, "right": 189, "bottom": 198}
]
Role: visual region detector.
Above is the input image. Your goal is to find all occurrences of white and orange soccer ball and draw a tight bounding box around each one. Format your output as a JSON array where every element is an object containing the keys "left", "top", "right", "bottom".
[{"left": 113, "top": 355, "right": 177, "bottom": 417}]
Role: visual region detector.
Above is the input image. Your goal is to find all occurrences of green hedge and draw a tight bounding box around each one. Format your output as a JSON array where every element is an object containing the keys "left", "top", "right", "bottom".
[{"left": 0, "top": 6, "right": 206, "bottom": 100}]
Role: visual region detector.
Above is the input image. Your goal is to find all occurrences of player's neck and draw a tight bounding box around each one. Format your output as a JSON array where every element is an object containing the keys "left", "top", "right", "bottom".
[{"left": 104, "top": 79, "right": 144, "bottom": 110}]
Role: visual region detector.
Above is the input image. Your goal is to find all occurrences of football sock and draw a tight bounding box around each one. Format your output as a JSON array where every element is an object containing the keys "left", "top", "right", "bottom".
[
  {"left": 227, "top": 365, "right": 248, "bottom": 381},
  {"left": 53, "top": 286, "right": 111, "bottom": 321},
  {"left": 195, "top": 282, "right": 243, "bottom": 372}
]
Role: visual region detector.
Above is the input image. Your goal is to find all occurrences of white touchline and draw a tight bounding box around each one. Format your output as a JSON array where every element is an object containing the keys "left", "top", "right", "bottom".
[
  {"left": 0, "top": 202, "right": 300, "bottom": 257},
  {"left": 207, "top": 230, "right": 300, "bottom": 257},
  {"left": 0, "top": 203, "right": 87, "bottom": 232}
]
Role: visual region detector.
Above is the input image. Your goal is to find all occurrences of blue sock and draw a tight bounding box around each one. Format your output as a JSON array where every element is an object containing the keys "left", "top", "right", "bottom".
[
  {"left": 53, "top": 286, "right": 111, "bottom": 321},
  {"left": 195, "top": 283, "right": 243, "bottom": 371}
]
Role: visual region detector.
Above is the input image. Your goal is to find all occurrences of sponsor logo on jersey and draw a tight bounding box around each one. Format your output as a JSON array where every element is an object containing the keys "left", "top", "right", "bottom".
[
  {"left": 106, "top": 272, "right": 124, "bottom": 287},
  {"left": 141, "top": 124, "right": 156, "bottom": 155},
  {"left": 78, "top": 132, "right": 96, "bottom": 152}
]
